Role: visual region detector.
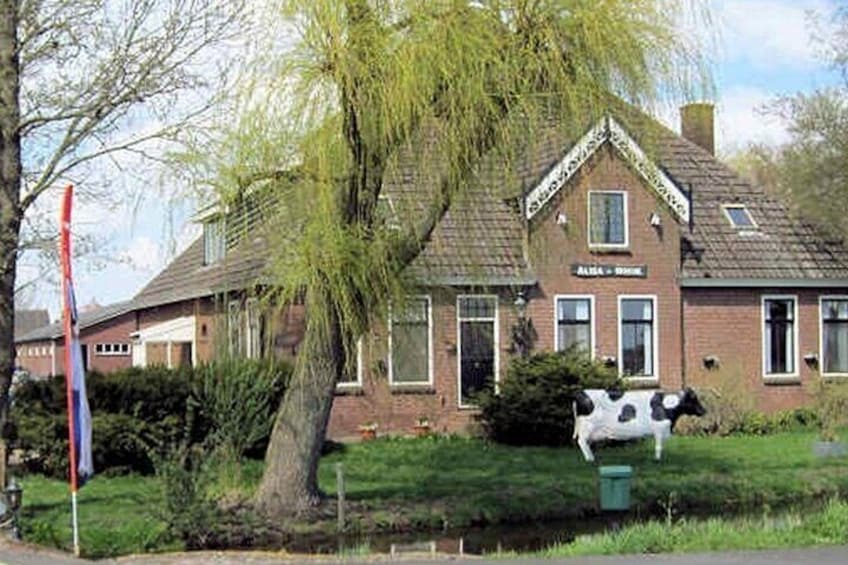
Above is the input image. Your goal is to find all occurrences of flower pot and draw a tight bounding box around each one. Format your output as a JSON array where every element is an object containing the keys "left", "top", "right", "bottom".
[
  {"left": 359, "top": 428, "right": 377, "bottom": 442},
  {"left": 813, "top": 440, "right": 847, "bottom": 458}
]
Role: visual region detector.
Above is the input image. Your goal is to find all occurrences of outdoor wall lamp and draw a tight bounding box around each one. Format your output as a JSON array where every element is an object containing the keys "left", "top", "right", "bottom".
[
  {"left": 649, "top": 212, "right": 661, "bottom": 227},
  {"left": 703, "top": 355, "right": 720, "bottom": 370},
  {"left": 803, "top": 352, "right": 819, "bottom": 367},
  {"left": 513, "top": 291, "right": 527, "bottom": 322},
  {"left": 556, "top": 211, "right": 568, "bottom": 227},
  {"left": 601, "top": 355, "right": 616, "bottom": 367}
]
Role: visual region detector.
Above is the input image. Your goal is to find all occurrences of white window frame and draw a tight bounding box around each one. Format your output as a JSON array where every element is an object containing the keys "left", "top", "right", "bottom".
[
  {"left": 456, "top": 294, "right": 499, "bottom": 408},
  {"left": 94, "top": 343, "right": 130, "bottom": 356},
  {"left": 722, "top": 204, "right": 758, "bottom": 229},
  {"left": 388, "top": 295, "right": 434, "bottom": 387},
  {"left": 337, "top": 337, "right": 364, "bottom": 389},
  {"left": 553, "top": 294, "right": 596, "bottom": 358},
  {"left": 203, "top": 217, "right": 226, "bottom": 265},
  {"left": 819, "top": 295, "right": 848, "bottom": 377},
  {"left": 617, "top": 295, "right": 659, "bottom": 384},
  {"left": 761, "top": 294, "right": 799, "bottom": 379},
  {"left": 588, "top": 190, "right": 629, "bottom": 249}
]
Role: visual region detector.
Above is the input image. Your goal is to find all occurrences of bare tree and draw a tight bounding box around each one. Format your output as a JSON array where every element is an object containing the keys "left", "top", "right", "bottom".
[{"left": 0, "top": 0, "right": 246, "bottom": 436}]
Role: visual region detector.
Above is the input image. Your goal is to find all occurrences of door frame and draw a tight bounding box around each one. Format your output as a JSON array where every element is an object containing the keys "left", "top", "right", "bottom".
[{"left": 456, "top": 294, "right": 499, "bottom": 408}]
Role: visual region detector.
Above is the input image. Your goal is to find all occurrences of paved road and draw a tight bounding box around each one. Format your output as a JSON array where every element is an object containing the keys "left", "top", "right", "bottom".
[{"left": 3, "top": 544, "right": 848, "bottom": 564}]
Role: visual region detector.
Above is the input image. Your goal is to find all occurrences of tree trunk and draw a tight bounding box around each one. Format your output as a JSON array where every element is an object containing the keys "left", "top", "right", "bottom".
[
  {"left": 254, "top": 285, "right": 344, "bottom": 518},
  {"left": 0, "top": 0, "right": 21, "bottom": 440}
]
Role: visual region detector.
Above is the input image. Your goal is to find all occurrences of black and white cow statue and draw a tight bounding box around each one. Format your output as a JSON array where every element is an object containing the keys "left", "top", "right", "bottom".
[{"left": 572, "top": 388, "right": 706, "bottom": 462}]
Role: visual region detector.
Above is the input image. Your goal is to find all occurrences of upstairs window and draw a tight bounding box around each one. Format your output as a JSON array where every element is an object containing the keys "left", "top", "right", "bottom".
[
  {"left": 588, "top": 191, "right": 628, "bottom": 248},
  {"left": 722, "top": 204, "right": 756, "bottom": 229},
  {"left": 203, "top": 218, "right": 225, "bottom": 265}
]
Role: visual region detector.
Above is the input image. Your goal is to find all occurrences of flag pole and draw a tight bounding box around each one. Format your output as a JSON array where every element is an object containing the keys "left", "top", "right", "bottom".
[{"left": 59, "top": 184, "right": 81, "bottom": 557}]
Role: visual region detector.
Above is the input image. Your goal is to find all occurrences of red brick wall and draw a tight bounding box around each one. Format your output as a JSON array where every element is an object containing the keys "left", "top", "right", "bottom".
[
  {"left": 328, "top": 288, "right": 515, "bottom": 439},
  {"left": 16, "top": 341, "right": 54, "bottom": 377},
  {"left": 17, "top": 311, "right": 137, "bottom": 377},
  {"left": 527, "top": 147, "right": 684, "bottom": 389},
  {"left": 684, "top": 288, "right": 823, "bottom": 412}
]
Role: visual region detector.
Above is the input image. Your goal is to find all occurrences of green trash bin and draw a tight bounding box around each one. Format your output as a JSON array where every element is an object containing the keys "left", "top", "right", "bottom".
[{"left": 599, "top": 465, "right": 632, "bottom": 511}]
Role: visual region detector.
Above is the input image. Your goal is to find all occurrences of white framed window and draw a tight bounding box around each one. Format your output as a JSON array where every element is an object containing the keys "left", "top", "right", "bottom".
[
  {"left": 554, "top": 295, "right": 595, "bottom": 356},
  {"left": 722, "top": 204, "right": 757, "bottom": 229},
  {"left": 389, "top": 296, "right": 433, "bottom": 386},
  {"left": 203, "top": 218, "right": 226, "bottom": 265},
  {"left": 338, "top": 337, "right": 364, "bottom": 388},
  {"left": 618, "top": 296, "right": 658, "bottom": 381},
  {"left": 245, "top": 298, "right": 262, "bottom": 359},
  {"left": 588, "top": 190, "right": 628, "bottom": 248},
  {"left": 762, "top": 295, "right": 798, "bottom": 377},
  {"left": 94, "top": 343, "right": 131, "bottom": 356},
  {"left": 457, "top": 295, "right": 498, "bottom": 407},
  {"left": 821, "top": 296, "right": 848, "bottom": 376}
]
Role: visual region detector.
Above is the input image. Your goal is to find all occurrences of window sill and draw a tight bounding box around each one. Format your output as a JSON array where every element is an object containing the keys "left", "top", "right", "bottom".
[
  {"left": 335, "top": 385, "right": 364, "bottom": 396},
  {"left": 763, "top": 375, "right": 801, "bottom": 386},
  {"left": 390, "top": 385, "right": 436, "bottom": 395},
  {"left": 589, "top": 247, "right": 632, "bottom": 256},
  {"left": 823, "top": 374, "right": 848, "bottom": 381},
  {"left": 623, "top": 376, "right": 659, "bottom": 389}
]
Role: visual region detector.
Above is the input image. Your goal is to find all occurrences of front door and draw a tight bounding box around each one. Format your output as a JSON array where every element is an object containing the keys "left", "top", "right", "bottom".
[{"left": 458, "top": 296, "right": 497, "bottom": 406}]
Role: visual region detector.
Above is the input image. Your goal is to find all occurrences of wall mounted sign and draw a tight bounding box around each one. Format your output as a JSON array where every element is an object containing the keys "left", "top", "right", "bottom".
[{"left": 571, "top": 264, "right": 648, "bottom": 278}]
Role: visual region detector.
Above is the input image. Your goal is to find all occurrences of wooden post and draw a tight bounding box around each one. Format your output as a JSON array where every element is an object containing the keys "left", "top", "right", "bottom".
[
  {"left": 0, "top": 440, "right": 6, "bottom": 489},
  {"left": 335, "top": 462, "right": 345, "bottom": 532}
]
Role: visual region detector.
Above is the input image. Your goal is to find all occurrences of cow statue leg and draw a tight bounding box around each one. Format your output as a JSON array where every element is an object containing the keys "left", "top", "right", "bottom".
[
  {"left": 653, "top": 432, "right": 663, "bottom": 460},
  {"left": 577, "top": 434, "right": 595, "bottom": 462}
]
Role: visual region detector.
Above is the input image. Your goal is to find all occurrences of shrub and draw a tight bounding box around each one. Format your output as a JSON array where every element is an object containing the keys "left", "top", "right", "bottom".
[
  {"left": 475, "top": 349, "right": 620, "bottom": 446},
  {"left": 816, "top": 380, "right": 848, "bottom": 441},
  {"left": 10, "top": 361, "right": 292, "bottom": 477}
]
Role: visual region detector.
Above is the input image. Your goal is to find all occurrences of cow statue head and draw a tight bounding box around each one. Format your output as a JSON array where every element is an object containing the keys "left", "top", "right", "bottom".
[{"left": 679, "top": 387, "right": 707, "bottom": 418}]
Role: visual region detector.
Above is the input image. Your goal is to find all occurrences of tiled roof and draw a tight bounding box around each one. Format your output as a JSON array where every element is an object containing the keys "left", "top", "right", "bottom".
[
  {"left": 132, "top": 233, "right": 269, "bottom": 309},
  {"left": 133, "top": 105, "right": 848, "bottom": 304},
  {"left": 656, "top": 132, "right": 848, "bottom": 280},
  {"left": 16, "top": 301, "right": 135, "bottom": 343},
  {"left": 14, "top": 309, "right": 50, "bottom": 339}
]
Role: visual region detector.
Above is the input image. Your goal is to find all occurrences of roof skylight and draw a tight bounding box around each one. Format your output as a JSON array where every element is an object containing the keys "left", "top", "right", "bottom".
[{"left": 722, "top": 204, "right": 756, "bottom": 229}]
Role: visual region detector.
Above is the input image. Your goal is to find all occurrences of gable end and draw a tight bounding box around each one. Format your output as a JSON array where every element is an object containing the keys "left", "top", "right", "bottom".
[{"left": 525, "top": 116, "right": 690, "bottom": 224}]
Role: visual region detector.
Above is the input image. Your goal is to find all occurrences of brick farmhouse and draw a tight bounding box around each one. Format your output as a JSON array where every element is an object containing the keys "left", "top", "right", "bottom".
[{"left": 16, "top": 103, "right": 848, "bottom": 440}]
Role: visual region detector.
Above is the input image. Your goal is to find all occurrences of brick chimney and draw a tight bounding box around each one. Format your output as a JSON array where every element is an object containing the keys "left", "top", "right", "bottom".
[{"left": 680, "top": 102, "right": 715, "bottom": 155}]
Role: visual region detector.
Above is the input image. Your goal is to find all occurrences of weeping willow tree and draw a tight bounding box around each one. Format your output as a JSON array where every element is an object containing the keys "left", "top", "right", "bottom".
[{"left": 217, "top": 0, "right": 711, "bottom": 518}]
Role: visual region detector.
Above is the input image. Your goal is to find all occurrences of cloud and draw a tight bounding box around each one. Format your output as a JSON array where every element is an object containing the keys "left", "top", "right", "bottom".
[
  {"left": 716, "top": 0, "right": 836, "bottom": 70},
  {"left": 715, "top": 86, "right": 790, "bottom": 153},
  {"left": 120, "top": 236, "right": 164, "bottom": 273}
]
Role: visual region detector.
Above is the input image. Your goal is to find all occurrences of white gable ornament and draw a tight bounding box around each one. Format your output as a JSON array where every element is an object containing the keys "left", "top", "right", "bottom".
[{"left": 524, "top": 116, "right": 690, "bottom": 223}]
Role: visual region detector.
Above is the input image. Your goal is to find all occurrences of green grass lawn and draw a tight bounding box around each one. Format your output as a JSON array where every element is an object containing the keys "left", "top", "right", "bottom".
[{"left": 19, "top": 431, "right": 848, "bottom": 558}]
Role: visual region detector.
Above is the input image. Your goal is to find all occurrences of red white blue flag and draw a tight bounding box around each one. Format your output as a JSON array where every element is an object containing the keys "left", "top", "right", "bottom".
[{"left": 60, "top": 185, "right": 93, "bottom": 488}]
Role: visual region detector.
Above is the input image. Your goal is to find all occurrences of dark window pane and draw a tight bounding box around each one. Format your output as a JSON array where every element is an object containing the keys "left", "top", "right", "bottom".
[
  {"left": 590, "top": 192, "right": 626, "bottom": 245},
  {"left": 460, "top": 321, "right": 495, "bottom": 403}
]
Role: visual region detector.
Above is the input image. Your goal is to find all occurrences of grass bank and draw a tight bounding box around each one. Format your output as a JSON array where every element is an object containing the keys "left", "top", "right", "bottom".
[
  {"left": 19, "top": 431, "right": 848, "bottom": 557},
  {"left": 512, "top": 497, "right": 848, "bottom": 558}
]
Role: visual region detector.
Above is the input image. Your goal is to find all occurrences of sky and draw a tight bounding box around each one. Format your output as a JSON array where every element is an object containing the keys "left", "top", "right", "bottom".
[{"left": 23, "top": 0, "right": 847, "bottom": 320}]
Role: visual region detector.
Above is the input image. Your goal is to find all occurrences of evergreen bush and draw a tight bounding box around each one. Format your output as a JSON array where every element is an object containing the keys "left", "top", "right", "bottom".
[
  {"left": 10, "top": 360, "right": 291, "bottom": 477},
  {"left": 475, "top": 349, "right": 620, "bottom": 446}
]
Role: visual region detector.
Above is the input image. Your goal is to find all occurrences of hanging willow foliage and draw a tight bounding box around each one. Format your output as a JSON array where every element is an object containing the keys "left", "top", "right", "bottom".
[{"left": 202, "top": 0, "right": 713, "bottom": 516}]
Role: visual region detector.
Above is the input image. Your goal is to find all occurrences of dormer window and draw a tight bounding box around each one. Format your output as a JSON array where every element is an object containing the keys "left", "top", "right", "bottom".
[
  {"left": 588, "top": 191, "right": 628, "bottom": 248},
  {"left": 203, "top": 218, "right": 225, "bottom": 265},
  {"left": 722, "top": 204, "right": 756, "bottom": 229}
]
